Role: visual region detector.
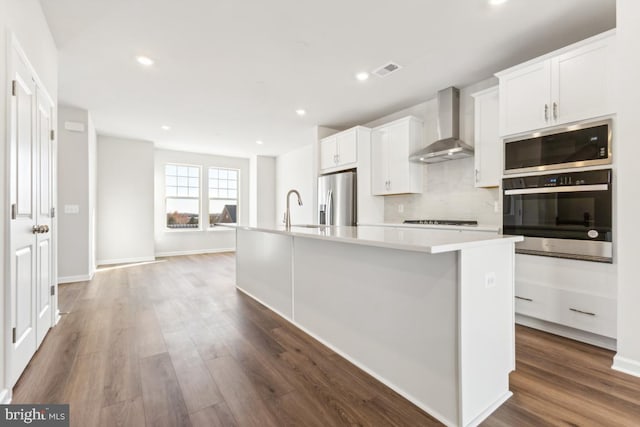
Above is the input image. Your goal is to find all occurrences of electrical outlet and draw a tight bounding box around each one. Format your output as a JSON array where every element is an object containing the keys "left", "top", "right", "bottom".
[
  {"left": 485, "top": 272, "right": 496, "bottom": 288},
  {"left": 398, "top": 204, "right": 404, "bottom": 213}
]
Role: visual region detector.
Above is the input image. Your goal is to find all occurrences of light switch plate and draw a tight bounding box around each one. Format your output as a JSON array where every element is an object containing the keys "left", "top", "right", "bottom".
[{"left": 64, "top": 204, "right": 80, "bottom": 214}]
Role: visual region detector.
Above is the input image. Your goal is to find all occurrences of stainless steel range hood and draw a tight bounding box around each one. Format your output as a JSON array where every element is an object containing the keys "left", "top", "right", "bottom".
[{"left": 410, "top": 87, "right": 474, "bottom": 163}]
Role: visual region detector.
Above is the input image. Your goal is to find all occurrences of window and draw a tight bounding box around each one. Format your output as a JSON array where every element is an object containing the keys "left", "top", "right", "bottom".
[
  {"left": 208, "top": 167, "right": 238, "bottom": 227},
  {"left": 165, "top": 164, "right": 200, "bottom": 229}
]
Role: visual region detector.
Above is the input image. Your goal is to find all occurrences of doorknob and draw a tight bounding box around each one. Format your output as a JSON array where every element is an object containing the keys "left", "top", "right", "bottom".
[{"left": 32, "top": 225, "right": 40, "bottom": 234}]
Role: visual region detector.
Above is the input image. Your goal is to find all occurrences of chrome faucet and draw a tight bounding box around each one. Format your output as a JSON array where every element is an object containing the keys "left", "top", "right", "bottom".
[{"left": 284, "top": 189, "right": 303, "bottom": 229}]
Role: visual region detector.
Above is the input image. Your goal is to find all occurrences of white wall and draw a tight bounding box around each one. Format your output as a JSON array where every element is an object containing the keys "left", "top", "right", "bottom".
[
  {"left": 57, "top": 107, "right": 97, "bottom": 281},
  {"left": 1, "top": 0, "right": 58, "bottom": 403},
  {"left": 97, "top": 136, "right": 155, "bottom": 264},
  {"left": 364, "top": 78, "right": 501, "bottom": 226},
  {"left": 249, "top": 155, "right": 276, "bottom": 227},
  {"left": 275, "top": 144, "right": 315, "bottom": 225},
  {"left": 154, "top": 149, "right": 249, "bottom": 256},
  {"left": 614, "top": 0, "right": 640, "bottom": 377}
]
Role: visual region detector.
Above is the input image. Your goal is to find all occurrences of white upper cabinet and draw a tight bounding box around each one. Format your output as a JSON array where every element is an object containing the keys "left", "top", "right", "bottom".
[
  {"left": 319, "top": 128, "right": 358, "bottom": 172},
  {"left": 471, "top": 86, "right": 500, "bottom": 188},
  {"left": 497, "top": 31, "right": 615, "bottom": 137},
  {"left": 498, "top": 61, "right": 551, "bottom": 136},
  {"left": 371, "top": 116, "right": 423, "bottom": 196}
]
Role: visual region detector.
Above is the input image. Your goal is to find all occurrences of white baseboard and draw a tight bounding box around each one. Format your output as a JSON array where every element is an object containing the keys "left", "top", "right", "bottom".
[
  {"left": 612, "top": 355, "right": 640, "bottom": 378},
  {"left": 96, "top": 256, "right": 156, "bottom": 266},
  {"left": 155, "top": 248, "right": 235, "bottom": 257},
  {"left": 515, "top": 314, "right": 617, "bottom": 350},
  {"left": 0, "top": 388, "right": 11, "bottom": 404},
  {"left": 57, "top": 272, "right": 95, "bottom": 284}
]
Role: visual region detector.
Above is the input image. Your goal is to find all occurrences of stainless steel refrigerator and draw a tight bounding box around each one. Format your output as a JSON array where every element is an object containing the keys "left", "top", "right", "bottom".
[{"left": 318, "top": 170, "right": 357, "bottom": 226}]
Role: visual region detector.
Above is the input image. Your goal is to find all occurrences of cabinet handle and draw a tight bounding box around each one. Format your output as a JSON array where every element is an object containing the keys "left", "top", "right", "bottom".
[
  {"left": 475, "top": 169, "right": 479, "bottom": 183},
  {"left": 515, "top": 296, "right": 533, "bottom": 302},
  {"left": 569, "top": 307, "right": 596, "bottom": 316},
  {"left": 544, "top": 104, "right": 549, "bottom": 121},
  {"left": 553, "top": 102, "right": 558, "bottom": 120},
  {"left": 336, "top": 154, "right": 340, "bottom": 164}
]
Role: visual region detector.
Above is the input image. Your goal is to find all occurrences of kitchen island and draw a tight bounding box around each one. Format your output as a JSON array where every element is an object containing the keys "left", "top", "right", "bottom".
[{"left": 223, "top": 224, "right": 523, "bottom": 427}]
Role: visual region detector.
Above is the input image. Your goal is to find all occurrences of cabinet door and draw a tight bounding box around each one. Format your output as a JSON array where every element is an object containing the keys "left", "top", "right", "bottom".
[
  {"left": 499, "top": 60, "right": 551, "bottom": 136},
  {"left": 386, "top": 122, "right": 411, "bottom": 194},
  {"left": 319, "top": 136, "right": 337, "bottom": 171},
  {"left": 336, "top": 129, "right": 357, "bottom": 165},
  {"left": 552, "top": 37, "right": 614, "bottom": 125},
  {"left": 473, "top": 87, "right": 501, "bottom": 188},
  {"left": 370, "top": 128, "right": 388, "bottom": 195}
]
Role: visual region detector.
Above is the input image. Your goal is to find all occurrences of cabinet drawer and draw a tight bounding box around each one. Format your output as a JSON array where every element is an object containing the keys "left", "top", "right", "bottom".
[
  {"left": 554, "top": 288, "right": 616, "bottom": 338},
  {"left": 515, "top": 281, "right": 616, "bottom": 338}
]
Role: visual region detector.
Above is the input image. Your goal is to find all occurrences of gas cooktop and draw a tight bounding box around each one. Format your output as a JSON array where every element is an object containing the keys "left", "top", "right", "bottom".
[{"left": 403, "top": 219, "right": 478, "bottom": 226}]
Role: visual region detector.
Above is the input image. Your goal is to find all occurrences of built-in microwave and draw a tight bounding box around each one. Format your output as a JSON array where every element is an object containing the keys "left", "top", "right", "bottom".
[
  {"left": 504, "top": 119, "right": 612, "bottom": 174},
  {"left": 503, "top": 169, "right": 612, "bottom": 263}
]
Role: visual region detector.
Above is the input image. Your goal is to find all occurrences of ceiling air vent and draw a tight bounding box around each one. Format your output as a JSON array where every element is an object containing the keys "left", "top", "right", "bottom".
[{"left": 373, "top": 61, "right": 402, "bottom": 78}]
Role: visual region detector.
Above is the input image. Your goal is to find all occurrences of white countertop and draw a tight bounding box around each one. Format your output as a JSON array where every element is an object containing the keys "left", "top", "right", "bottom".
[
  {"left": 218, "top": 224, "right": 522, "bottom": 254},
  {"left": 359, "top": 222, "right": 501, "bottom": 232}
]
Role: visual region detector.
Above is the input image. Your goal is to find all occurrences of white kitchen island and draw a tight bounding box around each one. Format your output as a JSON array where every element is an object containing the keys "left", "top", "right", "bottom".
[{"left": 225, "top": 224, "right": 523, "bottom": 427}]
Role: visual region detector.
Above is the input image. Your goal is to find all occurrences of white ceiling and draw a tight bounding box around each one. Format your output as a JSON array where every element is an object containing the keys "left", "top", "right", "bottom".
[{"left": 39, "top": 0, "right": 615, "bottom": 157}]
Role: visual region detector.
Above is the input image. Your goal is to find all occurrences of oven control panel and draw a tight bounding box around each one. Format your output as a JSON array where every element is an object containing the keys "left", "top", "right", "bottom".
[{"left": 503, "top": 169, "right": 611, "bottom": 190}]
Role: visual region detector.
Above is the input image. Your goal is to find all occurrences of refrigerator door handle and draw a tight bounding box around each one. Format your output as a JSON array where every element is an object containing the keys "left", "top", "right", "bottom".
[{"left": 326, "top": 189, "right": 333, "bottom": 225}]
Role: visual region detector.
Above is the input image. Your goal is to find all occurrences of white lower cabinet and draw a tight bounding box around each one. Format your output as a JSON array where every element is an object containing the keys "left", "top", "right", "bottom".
[
  {"left": 514, "top": 254, "right": 617, "bottom": 340},
  {"left": 515, "top": 282, "right": 616, "bottom": 338}
]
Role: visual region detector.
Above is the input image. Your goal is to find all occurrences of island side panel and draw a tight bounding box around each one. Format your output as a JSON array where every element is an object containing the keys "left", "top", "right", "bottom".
[
  {"left": 236, "top": 228, "right": 293, "bottom": 319},
  {"left": 292, "top": 237, "right": 460, "bottom": 426},
  {"left": 458, "top": 243, "right": 515, "bottom": 427}
]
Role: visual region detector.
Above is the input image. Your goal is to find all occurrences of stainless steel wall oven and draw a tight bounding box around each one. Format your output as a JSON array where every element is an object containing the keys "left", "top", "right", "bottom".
[{"left": 503, "top": 169, "right": 612, "bottom": 263}]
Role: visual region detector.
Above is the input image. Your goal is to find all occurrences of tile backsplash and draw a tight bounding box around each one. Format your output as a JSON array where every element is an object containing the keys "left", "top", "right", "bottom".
[{"left": 384, "top": 157, "right": 500, "bottom": 226}]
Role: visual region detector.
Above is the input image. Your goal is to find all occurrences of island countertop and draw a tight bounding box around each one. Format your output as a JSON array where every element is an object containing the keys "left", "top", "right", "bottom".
[{"left": 217, "top": 224, "right": 522, "bottom": 254}]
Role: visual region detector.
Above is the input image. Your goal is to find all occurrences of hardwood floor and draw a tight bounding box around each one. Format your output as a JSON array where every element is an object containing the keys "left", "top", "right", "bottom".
[{"left": 12, "top": 253, "right": 640, "bottom": 426}]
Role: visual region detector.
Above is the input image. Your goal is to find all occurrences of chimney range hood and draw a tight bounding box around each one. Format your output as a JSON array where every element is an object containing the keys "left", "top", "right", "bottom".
[{"left": 409, "top": 87, "right": 474, "bottom": 163}]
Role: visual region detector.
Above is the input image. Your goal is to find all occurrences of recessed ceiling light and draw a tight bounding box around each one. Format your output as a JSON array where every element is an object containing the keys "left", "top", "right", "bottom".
[
  {"left": 161, "top": 125, "right": 171, "bottom": 131},
  {"left": 489, "top": 0, "right": 508, "bottom": 5},
  {"left": 355, "top": 72, "right": 369, "bottom": 81},
  {"left": 296, "top": 109, "right": 306, "bottom": 116},
  {"left": 136, "top": 56, "right": 154, "bottom": 66},
  {"left": 256, "top": 140, "right": 264, "bottom": 145}
]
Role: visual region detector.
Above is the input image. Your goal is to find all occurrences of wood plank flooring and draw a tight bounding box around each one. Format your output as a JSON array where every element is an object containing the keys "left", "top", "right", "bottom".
[{"left": 12, "top": 253, "right": 640, "bottom": 426}]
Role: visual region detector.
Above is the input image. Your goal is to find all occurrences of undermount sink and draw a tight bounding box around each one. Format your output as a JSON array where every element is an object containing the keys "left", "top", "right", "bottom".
[{"left": 291, "top": 224, "right": 328, "bottom": 228}]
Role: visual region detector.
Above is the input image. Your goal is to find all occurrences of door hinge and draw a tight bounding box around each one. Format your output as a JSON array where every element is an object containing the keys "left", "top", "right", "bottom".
[
  {"left": 11, "top": 80, "right": 17, "bottom": 96},
  {"left": 51, "top": 285, "right": 55, "bottom": 296},
  {"left": 11, "top": 203, "right": 17, "bottom": 220},
  {"left": 12, "top": 328, "right": 16, "bottom": 344},
  {"left": 51, "top": 207, "right": 55, "bottom": 218},
  {"left": 50, "top": 129, "right": 55, "bottom": 140}
]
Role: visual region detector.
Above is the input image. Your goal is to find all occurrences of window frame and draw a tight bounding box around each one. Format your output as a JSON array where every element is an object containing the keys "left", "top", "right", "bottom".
[
  {"left": 207, "top": 166, "right": 240, "bottom": 228},
  {"left": 164, "top": 163, "right": 202, "bottom": 231}
]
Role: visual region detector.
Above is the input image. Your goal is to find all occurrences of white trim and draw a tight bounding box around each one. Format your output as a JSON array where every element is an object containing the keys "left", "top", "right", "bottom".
[
  {"left": 0, "top": 388, "right": 11, "bottom": 404},
  {"left": 236, "top": 286, "right": 457, "bottom": 427},
  {"left": 57, "top": 273, "right": 94, "bottom": 284},
  {"left": 155, "top": 248, "right": 235, "bottom": 257},
  {"left": 465, "top": 392, "right": 513, "bottom": 427},
  {"left": 515, "top": 314, "right": 617, "bottom": 350},
  {"left": 612, "top": 355, "right": 640, "bottom": 378},
  {"left": 96, "top": 256, "right": 156, "bottom": 266}
]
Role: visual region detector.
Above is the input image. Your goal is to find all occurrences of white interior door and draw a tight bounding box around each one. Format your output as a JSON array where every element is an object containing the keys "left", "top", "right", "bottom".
[
  {"left": 8, "top": 50, "right": 38, "bottom": 386},
  {"left": 35, "top": 87, "right": 54, "bottom": 347}
]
